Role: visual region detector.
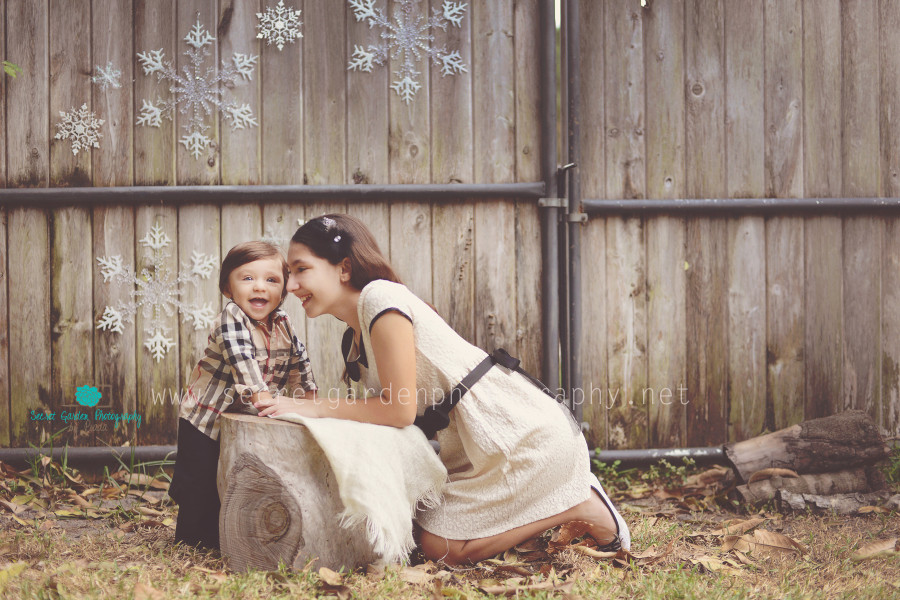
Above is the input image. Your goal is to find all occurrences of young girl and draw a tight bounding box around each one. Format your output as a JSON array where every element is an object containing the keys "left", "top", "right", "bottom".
[
  {"left": 257, "top": 215, "right": 629, "bottom": 565},
  {"left": 170, "top": 241, "right": 317, "bottom": 551}
]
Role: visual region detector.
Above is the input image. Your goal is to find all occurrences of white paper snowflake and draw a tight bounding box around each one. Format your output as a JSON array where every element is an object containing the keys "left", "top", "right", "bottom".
[
  {"left": 96, "top": 222, "right": 218, "bottom": 362},
  {"left": 91, "top": 62, "right": 123, "bottom": 90},
  {"left": 256, "top": 0, "right": 303, "bottom": 51},
  {"left": 136, "top": 17, "right": 258, "bottom": 160},
  {"left": 54, "top": 104, "right": 104, "bottom": 155},
  {"left": 348, "top": 0, "right": 468, "bottom": 104}
]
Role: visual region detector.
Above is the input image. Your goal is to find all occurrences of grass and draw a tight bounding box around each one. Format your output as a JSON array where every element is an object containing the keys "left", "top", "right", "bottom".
[{"left": 1, "top": 453, "right": 899, "bottom": 599}]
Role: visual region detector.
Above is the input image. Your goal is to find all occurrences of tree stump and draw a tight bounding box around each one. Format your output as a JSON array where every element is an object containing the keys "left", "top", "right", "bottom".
[
  {"left": 217, "top": 413, "right": 379, "bottom": 572},
  {"left": 724, "top": 410, "right": 890, "bottom": 483}
]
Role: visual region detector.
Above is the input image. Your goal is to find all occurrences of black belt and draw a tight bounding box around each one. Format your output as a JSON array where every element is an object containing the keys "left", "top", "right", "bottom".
[{"left": 413, "top": 348, "right": 565, "bottom": 440}]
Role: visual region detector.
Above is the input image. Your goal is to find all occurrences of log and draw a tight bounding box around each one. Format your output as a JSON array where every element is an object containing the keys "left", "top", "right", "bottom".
[
  {"left": 735, "top": 468, "right": 875, "bottom": 504},
  {"left": 724, "top": 410, "right": 890, "bottom": 482},
  {"left": 217, "top": 413, "right": 379, "bottom": 573},
  {"left": 776, "top": 489, "right": 894, "bottom": 515}
]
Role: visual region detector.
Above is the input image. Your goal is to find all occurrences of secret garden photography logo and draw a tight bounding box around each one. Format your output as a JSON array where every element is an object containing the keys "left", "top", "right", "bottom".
[{"left": 75, "top": 385, "right": 103, "bottom": 407}]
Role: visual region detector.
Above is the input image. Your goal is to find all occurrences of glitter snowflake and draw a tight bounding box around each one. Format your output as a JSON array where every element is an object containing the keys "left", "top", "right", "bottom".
[
  {"left": 96, "top": 222, "right": 218, "bottom": 362},
  {"left": 91, "top": 62, "right": 123, "bottom": 90},
  {"left": 54, "top": 104, "right": 104, "bottom": 155},
  {"left": 256, "top": 0, "right": 303, "bottom": 51},
  {"left": 136, "top": 17, "right": 258, "bottom": 160},
  {"left": 348, "top": 0, "right": 467, "bottom": 104}
]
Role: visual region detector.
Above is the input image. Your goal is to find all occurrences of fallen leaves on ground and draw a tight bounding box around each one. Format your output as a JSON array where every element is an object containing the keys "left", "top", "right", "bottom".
[{"left": 851, "top": 537, "right": 899, "bottom": 561}]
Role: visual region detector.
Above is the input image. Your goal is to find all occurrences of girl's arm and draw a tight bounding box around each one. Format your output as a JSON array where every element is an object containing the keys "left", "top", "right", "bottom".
[{"left": 256, "top": 311, "right": 418, "bottom": 427}]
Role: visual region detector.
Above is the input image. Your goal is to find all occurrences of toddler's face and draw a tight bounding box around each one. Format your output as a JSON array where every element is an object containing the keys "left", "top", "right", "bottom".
[{"left": 224, "top": 257, "right": 285, "bottom": 322}]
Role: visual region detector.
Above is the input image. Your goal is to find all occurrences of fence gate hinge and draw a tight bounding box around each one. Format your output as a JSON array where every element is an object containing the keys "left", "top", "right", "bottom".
[
  {"left": 567, "top": 212, "right": 588, "bottom": 223},
  {"left": 538, "top": 197, "right": 568, "bottom": 209}
]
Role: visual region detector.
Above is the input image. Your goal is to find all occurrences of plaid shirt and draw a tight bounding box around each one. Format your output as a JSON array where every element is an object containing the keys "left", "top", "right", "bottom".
[{"left": 181, "top": 301, "right": 317, "bottom": 440}]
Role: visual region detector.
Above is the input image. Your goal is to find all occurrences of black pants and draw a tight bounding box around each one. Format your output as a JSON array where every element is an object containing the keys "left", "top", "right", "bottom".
[{"left": 169, "top": 419, "right": 220, "bottom": 551}]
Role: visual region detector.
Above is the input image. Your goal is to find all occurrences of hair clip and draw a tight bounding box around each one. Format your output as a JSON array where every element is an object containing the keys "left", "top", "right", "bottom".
[
  {"left": 321, "top": 216, "right": 337, "bottom": 230},
  {"left": 333, "top": 235, "right": 342, "bottom": 243}
]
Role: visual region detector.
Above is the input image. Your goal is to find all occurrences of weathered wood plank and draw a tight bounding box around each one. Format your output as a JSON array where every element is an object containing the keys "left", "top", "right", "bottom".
[
  {"left": 0, "top": 207, "right": 9, "bottom": 445},
  {"left": 802, "top": 0, "right": 842, "bottom": 420},
  {"left": 304, "top": 0, "right": 345, "bottom": 185},
  {"left": 644, "top": 0, "right": 686, "bottom": 448},
  {"left": 260, "top": 0, "right": 303, "bottom": 184},
  {"left": 261, "top": 202, "right": 307, "bottom": 347},
  {"left": 389, "top": 204, "right": 432, "bottom": 303},
  {"left": 133, "top": 0, "right": 176, "bottom": 186},
  {"left": 219, "top": 0, "right": 261, "bottom": 185},
  {"left": 92, "top": 206, "right": 137, "bottom": 445},
  {"left": 92, "top": 0, "right": 133, "bottom": 187},
  {"left": 178, "top": 204, "right": 221, "bottom": 409},
  {"left": 880, "top": 0, "right": 900, "bottom": 438},
  {"left": 578, "top": 0, "right": 607, "bottom": 448},
  {"left": 841, "top": 0, "right": 882, "bottom": 425},
  {"left": 8, "top": 209, "right": 51, "bottom": 446},
  {"left": 0, "top": 0, "right": 5, "bottom": 188},
  {"left": 7, "top": 0, "right": 48, "bottom": 187},
  {"left": 604, "top": 0, "right": 647, "bottom": 449},
  {"left": 685, "top": 0, "right": 728, "bottom": 446},
  {"left": 726, "top": 0, "right": 767, "bottom": 440},
  {"left": 513, "top": 0, "right": 541, "bottom": 373},
  {"left": 764, "top": 0, "right": 804, "bottom": 431},
  {"left": 429, "top": 0, "right": 474, "bottom": 346},
  {"left": 473, "top": 1, "right": 516, "bottom": 355},
  {"left": 175, "top": 0, "right": 219, "bottom": 184},
  {"left": 221, "top": 206, "right": 263, "bottom": 257},
  {"left": 135, "top": 207, "right": 180, "bottom": 445}
]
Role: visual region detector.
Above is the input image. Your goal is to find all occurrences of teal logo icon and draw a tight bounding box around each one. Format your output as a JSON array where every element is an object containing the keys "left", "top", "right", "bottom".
[{"left": 75, "top": 385, "right": 102, "bottom": 408}]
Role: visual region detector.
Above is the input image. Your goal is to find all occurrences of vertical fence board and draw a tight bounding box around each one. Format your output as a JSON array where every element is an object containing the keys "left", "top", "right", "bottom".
[
  {"left": 473, "top": 0, "right": 515, "bottom": 354},
  {"left": 514, "top": 0, "right": 542, "bottom": 373},
  {"left": 92, "top": 0, "right": 133, "bottom": 187},
  {"left": 764, "top": 0, "right": 804, "bottom": 431},
  {"left": 175, "top": 0, "right": 219, "bottom": 184},
  {"left": 261, "top": 203, "right": 306, "bottom": 345},
  {"left": 604, "top": 0, "right": 647, "bottom": 449},
  {"left": 725, "top": 0, "right": 765, "bottom": 442},
  {"left": 178, "top": 204, "right": 222, "bottom": 410},
  {"left": 802, "top": 0, "right": 842, "bottom": 420},
  {"left": 0, "top": 0, "right": 5, "bottom": 188},
  {"left": 579, "top": 0, "right": 607, "bottom": 448},
  {"left": 92, "top": 206, "right": 137, "bottom": 445},
  {"left": 134, "top": 0, "right": 176, "bottom": 186},
  {"left": 7, "top": 0, "right": 48, "bottom": 187},
  {"left": 842, "top": 0, "right": 882, "bottom": 424},
  {"left": 8, "top": 209, "right": 51, "bottom": 445},
  {"left": 881, "top": 0, "right": 900, "bottom": 438},
  {"left": 0, "top": 207, "right": 9, "bottom": 445},
  {"left": 645, "top": 0, "right": 686, "bottom": 448},
  {"left": 431, "top": 0, "right": 474, "bottom": 345},
  {"left": 260, "top": 1, "right": 303, "bottom": 184},
  {"left": 685, "top": 0, "right": 728, "bottom": 446},
  {"left": 219, "top": 0, "right": 261, "bottom": 185},
  {"left": 134, "top": 207, "right": 179, "bottom": 445}
]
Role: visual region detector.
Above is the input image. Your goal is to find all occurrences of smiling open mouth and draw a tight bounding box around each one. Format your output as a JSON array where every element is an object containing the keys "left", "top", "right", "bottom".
[{"left": 299, "top": 294, "right": 312, "bottom": 306}]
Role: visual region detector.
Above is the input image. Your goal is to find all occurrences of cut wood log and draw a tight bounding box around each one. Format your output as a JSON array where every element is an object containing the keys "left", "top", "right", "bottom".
[
  {"left": 724, "top": 410, "right": 890, "bottom": 482},
  {"left": 776, "top": 489, "right": 894, "bottom": 515},
  {"left": 217, "top": 413, "right": 379, "bottom": 573},
  {"left": 735, "top": 468, "right": 873, "bottom": 504}
]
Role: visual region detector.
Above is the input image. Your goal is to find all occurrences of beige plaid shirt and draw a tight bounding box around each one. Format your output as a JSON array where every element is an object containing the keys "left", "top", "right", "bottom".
[{"left": 180, "top": 301, "right": 317, "bottom": 440}]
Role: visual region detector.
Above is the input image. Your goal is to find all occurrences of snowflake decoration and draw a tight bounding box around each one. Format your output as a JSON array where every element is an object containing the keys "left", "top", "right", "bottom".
[
  {"left": 54, "top": 104, "right": 104, "bottom": 155},
  {"left": 96, "top": 222, "right": 218, "bottom": 362},
  {"left": 348, "top": 0, "right": 468, "bottom": 104},
  {"left": 91, "top": 62, "right": 123, "bottom": 90},
  {"left": 256, "top": 0, "right": 303, "bottom": 51},
  {"left": 136, "top": 17, "right": 258, "bottom": 160}
]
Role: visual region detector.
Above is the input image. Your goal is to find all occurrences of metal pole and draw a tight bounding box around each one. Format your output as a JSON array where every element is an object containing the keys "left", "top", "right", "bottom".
[
  {"left": 566, "top": 0, "right": 584, "bottom": 423},
  {"left": 540, "top": 0, "right": 560, "bottom": 392},
  {"left": 582, "top": 196, "right": 900, "bottom": 215}
]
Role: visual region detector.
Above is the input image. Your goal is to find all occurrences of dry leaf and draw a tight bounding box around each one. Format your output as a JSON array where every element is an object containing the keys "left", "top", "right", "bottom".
[
  {"left": 0, "top": 499, "right": 27, "bottom": 515},
  {"left": 745, "top": 529, "right": 807, "bottom": 557},
  {"left": 133, "top": 582, "right": 166, "bottom": 600},
  {"left": 479, "top": 579, "right": 574, "bottom": 596},
  {"left": 851, "top": 538, "right": 899, "bottom": 561},
  {"left": 711, "top": 517, "right": 766, "bottom": 536},
  {"left": 399, "top": 566, "right": 431, "bottom": 585},
  {"left": 136, "top": 506, "right": 164, "bottom": 518},
  {"left": 571, "top": 545, "right": 619, "bottom": 560},
  {"left": 747, "top": 468, "right": 799, "bottom": 484},
  {"left": 0, "top": 562, "right": 28, "bottom": 594},
  {"left": 858, "top": 506, "right": 890, "bottom": 514},
  {"left": 722, "top": 535, "right": 752, "bottom": 553},
  {"left": 548, "top": 521, "right": 590, "bottom": 548},
  {"left": 318, "top": 567, "right": 343, "bottom": 586},
  {"left": 690, "top": 556, "right": 744, "bottom": 576},
  {"left": 68, "top": 493, "right": 92, "bottom": 508}
]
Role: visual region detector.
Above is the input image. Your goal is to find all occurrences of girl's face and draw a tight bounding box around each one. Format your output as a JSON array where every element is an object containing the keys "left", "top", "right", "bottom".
[
  {"left": 223, "top": 257, "right": 285, "bottom": 322},
  {"left": 286, "top": 242, "right": 346, "bottom": 318}
]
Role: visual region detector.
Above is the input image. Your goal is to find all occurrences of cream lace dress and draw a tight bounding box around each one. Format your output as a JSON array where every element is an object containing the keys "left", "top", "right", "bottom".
[{"left": 351, "top": 280, "right": 594, "bottom": 540}]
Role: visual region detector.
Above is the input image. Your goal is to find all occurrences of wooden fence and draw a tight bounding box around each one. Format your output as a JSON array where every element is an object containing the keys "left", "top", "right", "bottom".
[{"left": 0, "top": 0, "right": 899, "bottom": 450}]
